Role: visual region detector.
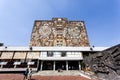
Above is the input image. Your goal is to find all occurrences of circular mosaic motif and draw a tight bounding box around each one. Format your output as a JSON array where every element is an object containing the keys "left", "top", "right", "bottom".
[
  {"left": 68, "top": 27, "right": 80, "bottom": 37},
  {"left": 39, "top": 25, "right": 51, "bottom": 37}
]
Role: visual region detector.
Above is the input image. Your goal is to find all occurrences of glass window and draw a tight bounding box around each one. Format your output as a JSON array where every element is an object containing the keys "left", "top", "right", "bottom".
[
  {"left": 61, "top": 51, "right": 66, "bottom": 57},
  {"left": 47, "top": 52, "right": 54, "bottom": 57}
]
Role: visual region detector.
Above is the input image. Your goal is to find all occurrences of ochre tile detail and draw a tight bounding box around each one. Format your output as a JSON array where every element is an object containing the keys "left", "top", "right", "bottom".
[{"left": 30, "top": 18, "right": 90, "bottom": 47}]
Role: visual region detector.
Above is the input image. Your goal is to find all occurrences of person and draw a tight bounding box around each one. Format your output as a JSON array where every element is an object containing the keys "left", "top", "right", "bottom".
[
  {"left": 24, "top": 67, "right": 29, "bottom": 80},
  {"left": 28, "top": 68, "right": 32, "bottom": 80}
]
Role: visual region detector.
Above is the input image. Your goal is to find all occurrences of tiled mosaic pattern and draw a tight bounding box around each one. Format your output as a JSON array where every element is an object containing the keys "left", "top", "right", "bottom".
[{"left": 29, "top": 18, "right": 89, "bottom": 47}]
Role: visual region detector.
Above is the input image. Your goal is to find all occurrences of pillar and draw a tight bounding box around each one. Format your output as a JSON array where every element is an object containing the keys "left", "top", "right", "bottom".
[
  {"left": 66, "top": 61, "right": 68, "bottom": 71},
  {"left": 28, "top": 65, "right": 30, "bottom": 68},
  {"left": 1, "top": 65, "right": 3, "bottom": 68},
  {"left": 53, "top": 61, "right": 55, "bottom": 71},
  {"left": 79, "top": 61, "right": 81, "bottom": 70},
  {"left": 40, "top": 61, "right": 43, "bottom": 71},
  {"left": 14, "top": 65, "right": 16, "bottom": 68}
]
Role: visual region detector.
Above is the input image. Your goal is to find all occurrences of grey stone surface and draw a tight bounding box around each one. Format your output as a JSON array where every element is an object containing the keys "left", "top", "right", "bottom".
[
  {"left": 33, "top": 70, "right": 81, "bottom": 76},
  {"left": 84, "top": 44, "right": 120, "bottom": 80}
]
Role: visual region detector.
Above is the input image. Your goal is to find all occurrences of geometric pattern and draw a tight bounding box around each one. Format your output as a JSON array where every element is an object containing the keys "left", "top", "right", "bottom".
[{"left": 29, "top": 18, "right": 90, "bottom": 47}]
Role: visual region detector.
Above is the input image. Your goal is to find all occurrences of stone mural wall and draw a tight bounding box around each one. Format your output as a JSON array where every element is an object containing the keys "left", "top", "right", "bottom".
[
  {"left": 84, "top": 44, "right": 120, "bottom": 80},
  {"left": 29, "top": 18, "right": 89, "bottom": 47}
]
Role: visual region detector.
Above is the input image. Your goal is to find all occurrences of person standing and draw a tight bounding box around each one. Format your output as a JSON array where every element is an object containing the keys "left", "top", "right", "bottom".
[
  {"left": 24, "top": 67, "right": 29, "bottom": 80},
  {"left": 28, "top": 68, "right": 32, "bottom": 80}
]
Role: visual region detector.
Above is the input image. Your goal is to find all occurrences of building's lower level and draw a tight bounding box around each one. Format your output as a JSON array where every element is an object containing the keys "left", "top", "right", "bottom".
[
  {"left": 39, "top": 60, "right": 82, "bottom": 71},
  {"left": 0, "top": 47, "right": 108, "bottom": 72}
]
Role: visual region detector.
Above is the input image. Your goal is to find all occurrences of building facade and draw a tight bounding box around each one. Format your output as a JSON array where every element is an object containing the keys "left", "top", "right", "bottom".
[
  {"left": 30, "top": 18, "right": 89, "bottom": 47},
  {"left": 0, "top": 18, "right": 108, "bottom": 72},
  {"left": 30, "top": 18, "right": 89, "bottom": 71}
]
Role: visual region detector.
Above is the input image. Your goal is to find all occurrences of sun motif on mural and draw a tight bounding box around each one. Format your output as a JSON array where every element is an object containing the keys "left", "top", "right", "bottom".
[
  {"left": 30, "top": 18, "right": 89, "bottom": 47},
  {"left": 68, "top": 26, "right": 80, "bottom": 38},
  {"left": 39, "top": 24, "right": 51, "bottom": 37}
]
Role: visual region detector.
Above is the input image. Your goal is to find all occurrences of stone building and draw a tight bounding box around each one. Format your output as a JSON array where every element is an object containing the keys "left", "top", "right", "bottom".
[
  {"left": 0, "top": 18, "right": 108, "bottom": 72},
  {"left": 30, "top": 18, "right": 89, "bottom": 47}
]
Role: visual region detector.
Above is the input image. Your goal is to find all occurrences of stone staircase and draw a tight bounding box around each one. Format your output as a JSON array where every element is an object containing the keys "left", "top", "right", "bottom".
[
  {"left": 33, "top": 70, "right": 81, "bottom": 76},
  {"left": 33, "top": 70, "right": 99, "bottom": 80}
]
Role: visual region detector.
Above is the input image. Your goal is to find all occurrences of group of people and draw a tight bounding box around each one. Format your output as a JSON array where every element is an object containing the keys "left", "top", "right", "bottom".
[{"left": 24, "top": 67, "right": 32, "bottom": 80}]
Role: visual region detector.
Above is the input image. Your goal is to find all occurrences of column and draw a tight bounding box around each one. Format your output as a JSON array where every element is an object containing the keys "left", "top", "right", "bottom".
[
  {"left": 66, "top": 61, "right": 68, "bottom": 71},
  {"left": 53, "top": 61, "right": 55, "bottom": 71},
  {"left": 28, "top": 65, "right": 30, "bottom": 68},
  {"left": 1, "top": 65, "right": 3, "bottom": 68},
  {"left": 79, "top": 61, "right": 81, "bottom": 70},
  {"left": 40, "top": 61, "right": 43, "bottom": 71},
  {"left": 14, "top": 65, "right": 16, "bottom": 68}
]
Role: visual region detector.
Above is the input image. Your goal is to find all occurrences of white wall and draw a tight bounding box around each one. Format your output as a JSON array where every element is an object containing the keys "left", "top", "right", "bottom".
[
  {"left": 40, "top": 51, "right": 83, "bottom": 60},
  {"left": 0, "top": 46, "right": 109, "bottom": 51}
]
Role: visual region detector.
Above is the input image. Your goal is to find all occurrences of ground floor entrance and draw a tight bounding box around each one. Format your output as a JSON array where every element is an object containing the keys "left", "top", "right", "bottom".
[
  {"left": 40, "top": 60, "right": 82, "bottom": 71},
  {"left": 68, "top": 61, "right": 79, "bottom": 70},
  {"left": 42, "top": 61, "right": 53, "bottom": 70},
  {"left": 55, "top": 61, "right": 66, "bottom": 70}
]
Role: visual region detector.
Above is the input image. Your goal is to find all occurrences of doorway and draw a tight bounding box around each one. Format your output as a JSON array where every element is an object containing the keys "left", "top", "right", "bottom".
[
  {"left": 42, "top": 61, "right": 53, "bottom": 70},
  {"left": 55, "top": 61, "right": 66, "bottom": 70},
  {"left": 68, "top": 61, "right": 79, "bottom": 70}
]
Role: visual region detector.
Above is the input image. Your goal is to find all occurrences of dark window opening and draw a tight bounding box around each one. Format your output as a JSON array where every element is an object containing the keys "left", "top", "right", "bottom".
[
  {"left": 47, "top": 52, "right": 54, "bottom": 57},
  {"left": 61, "top": 52, "right": 66, "bottom": 57}
]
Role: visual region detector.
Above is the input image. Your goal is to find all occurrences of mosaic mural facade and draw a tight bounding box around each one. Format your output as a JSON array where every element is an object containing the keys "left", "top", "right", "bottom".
[{"left": 29, "top": 18, "right": 89, "bottom": 47}]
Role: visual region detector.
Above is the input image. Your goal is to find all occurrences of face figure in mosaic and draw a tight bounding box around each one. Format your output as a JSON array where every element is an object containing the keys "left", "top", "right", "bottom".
[
  {"left": 30, "top": 18, "right": 89, "bottom": 47},
  {"left": 54, "top": 34, "right": 66, "bottom": 46}
]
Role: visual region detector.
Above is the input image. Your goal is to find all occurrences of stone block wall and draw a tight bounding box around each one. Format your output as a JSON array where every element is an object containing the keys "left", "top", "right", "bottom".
[{"left": 29, "top": 18, "right": 89, "bottom": 47}]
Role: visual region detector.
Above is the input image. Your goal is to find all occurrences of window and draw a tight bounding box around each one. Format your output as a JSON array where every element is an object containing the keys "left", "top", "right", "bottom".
[
  {"left": 61, "top": 51, "right": 66, "bottom": 57},
  {"left": 47, "top": 52, "right": 54, "bottom": 57}
]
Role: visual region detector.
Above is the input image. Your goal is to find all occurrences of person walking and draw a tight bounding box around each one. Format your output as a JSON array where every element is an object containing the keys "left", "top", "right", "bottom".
[
  {"left": 23, "top": 67, "right": 29, "bottom": 80},
  {"left": 28, "top": 68, "right": 32, "bottom": 80}
]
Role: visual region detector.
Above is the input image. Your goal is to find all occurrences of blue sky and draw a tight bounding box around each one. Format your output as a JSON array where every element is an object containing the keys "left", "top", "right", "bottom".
[{"left": 0, "top": 0, "right": 120, "bottom": 47}]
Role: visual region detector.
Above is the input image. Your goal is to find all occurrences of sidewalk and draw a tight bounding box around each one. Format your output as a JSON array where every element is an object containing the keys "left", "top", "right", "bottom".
[{"left": 0, "top": 73, "right": 89, "bottom": 80}]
